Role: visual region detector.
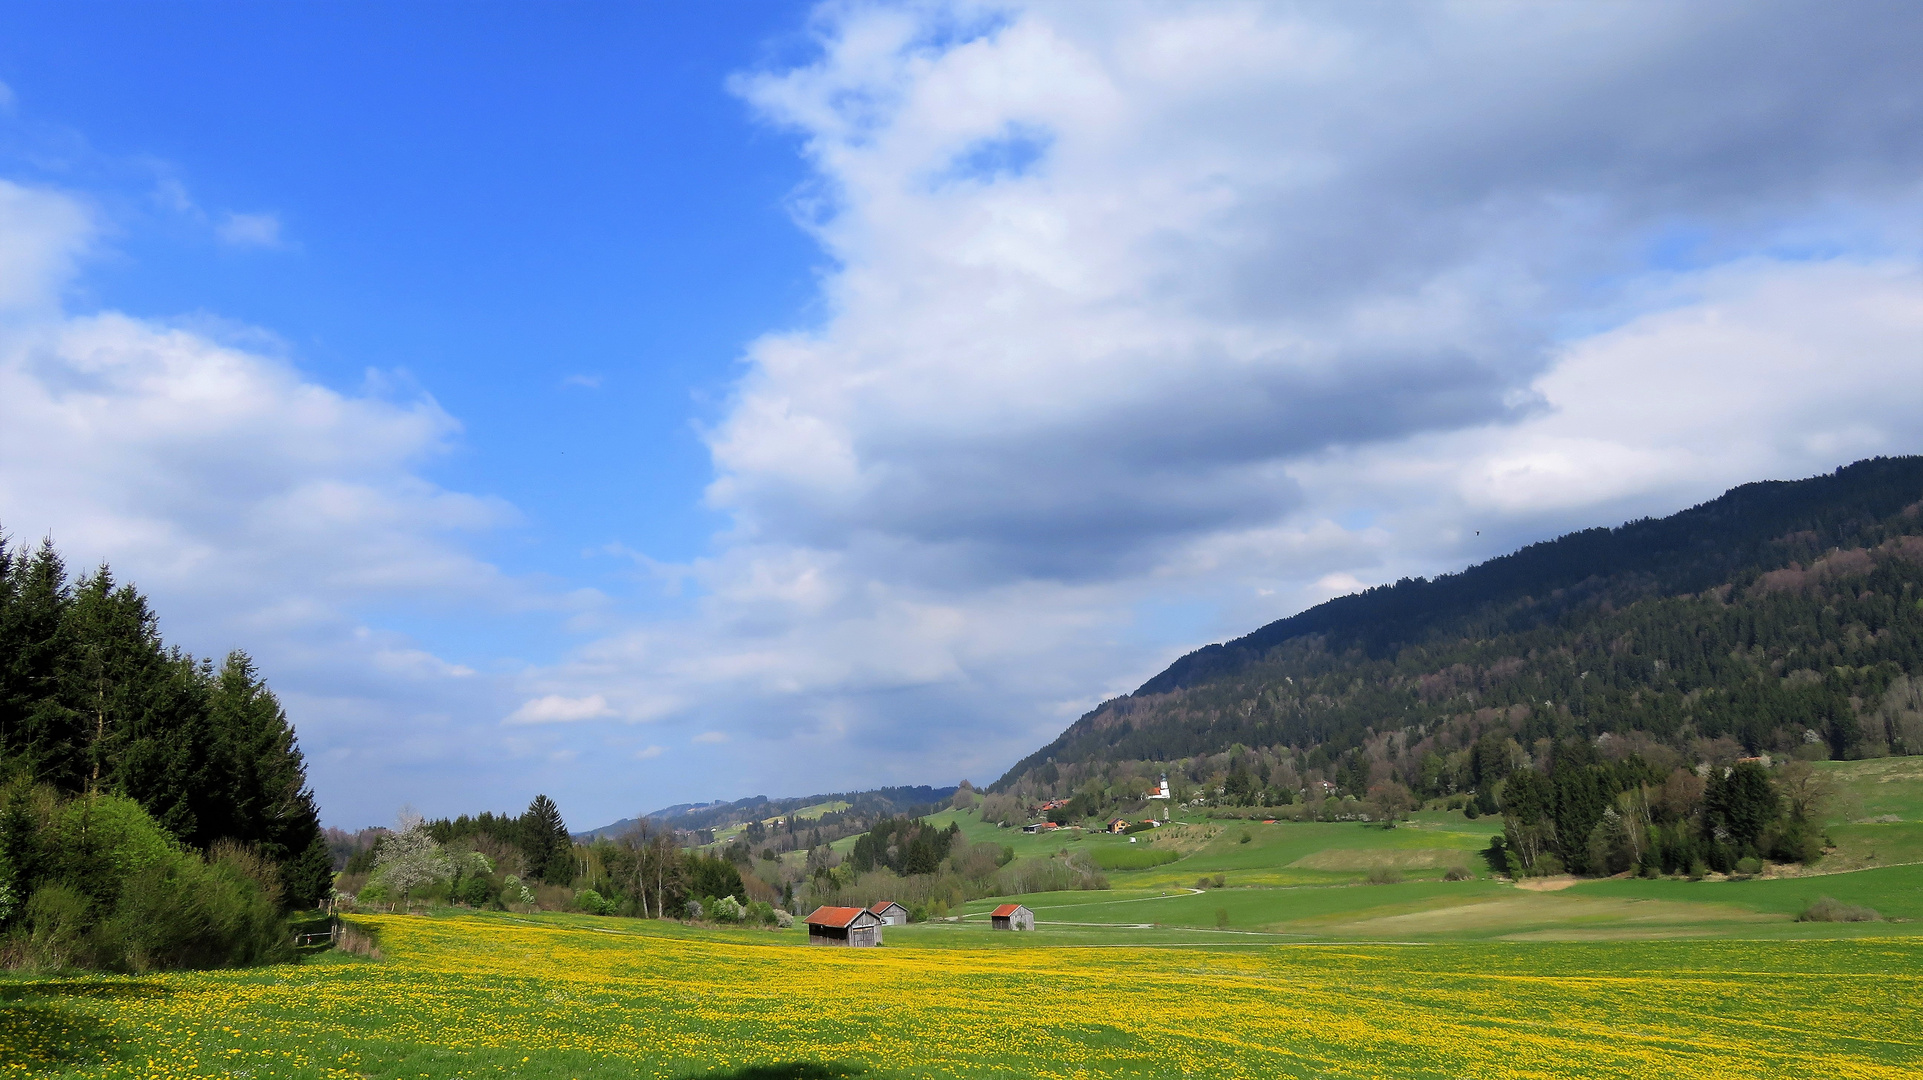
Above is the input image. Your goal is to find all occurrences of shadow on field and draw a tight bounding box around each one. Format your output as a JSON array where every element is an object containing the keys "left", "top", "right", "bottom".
[
  {"left": 0, "top": 979, "right": 171, "bottom": 1002},
  {"left": 0, "top": 1002, "right": 117, "bottom": 1070},
  {"left": 683, "top": 1064, "right": 867, "bottom": 1080}
]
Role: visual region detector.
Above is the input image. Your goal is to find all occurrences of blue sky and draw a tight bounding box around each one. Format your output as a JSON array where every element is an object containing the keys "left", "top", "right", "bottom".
[
  {"left": 1, "top": 2, "right": 814, "bottom": 639},
  {"left": 4, "top": 2, "right": 1923, "bottom": 831}
]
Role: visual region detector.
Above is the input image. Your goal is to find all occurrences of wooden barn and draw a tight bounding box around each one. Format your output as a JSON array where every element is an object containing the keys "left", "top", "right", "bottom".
[
  {"left": 805, "top": 905, "right": 884, "bottom": 947},
  {"left": 989, "top": 903, "right": 1034, "bottom": 931},
  {"left": 868, "top": 901, "right": 909, "bottom": 926}
]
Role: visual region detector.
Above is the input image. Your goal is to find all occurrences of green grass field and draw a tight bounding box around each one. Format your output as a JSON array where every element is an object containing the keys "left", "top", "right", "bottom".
[
  {"left": 5, "top": 912, "right": 1920, "bottom": 1079},
  {"left": 7, "top": 759, "right": 1923, "bottom": 1078}
]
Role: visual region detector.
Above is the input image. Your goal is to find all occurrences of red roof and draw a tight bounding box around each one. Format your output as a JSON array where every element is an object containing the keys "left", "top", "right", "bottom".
[
  {"left": 868, "top": 901, "right": 905, "bottom": 914},
  {"left": 990, "top": 903, "right": 1026, "bottom": 918},
  {"left": 806, "top": 905, "right": 876, "bottom": 929}
]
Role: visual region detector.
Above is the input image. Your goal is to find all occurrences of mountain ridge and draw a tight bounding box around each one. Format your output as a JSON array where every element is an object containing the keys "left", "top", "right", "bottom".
[{"left": 994, "top": 455, "right": 1923, "bottom": 791}]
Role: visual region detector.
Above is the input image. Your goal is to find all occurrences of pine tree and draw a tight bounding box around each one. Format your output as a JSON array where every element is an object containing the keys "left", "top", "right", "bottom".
[
  {"left": 205, "top": 652, "right": 332, "bottom": 907},
  {"left": 521, "top": 794, "right": 572, "bottom": 884}
]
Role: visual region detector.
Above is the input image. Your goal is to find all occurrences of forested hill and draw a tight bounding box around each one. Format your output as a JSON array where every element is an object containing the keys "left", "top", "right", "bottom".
[
  {"left": 994, "top": 456, "right": 1923, "bottom": 793},
  {"left": 581, "top": 785, "right": 960, "bottom": 840}
]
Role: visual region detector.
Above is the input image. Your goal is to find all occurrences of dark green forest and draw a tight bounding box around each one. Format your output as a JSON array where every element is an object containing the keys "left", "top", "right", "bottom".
[
  {"left": 991, "top": 457, "right": 1923, "bottom": 876},
  {"left": 0, "top": 534, "right": 330, "bottom": 970}
]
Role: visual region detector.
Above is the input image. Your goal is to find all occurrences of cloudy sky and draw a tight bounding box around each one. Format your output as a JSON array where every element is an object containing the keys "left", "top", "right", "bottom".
[{"left": 4, "top": 1, "right": 1922, "bottom": 830}]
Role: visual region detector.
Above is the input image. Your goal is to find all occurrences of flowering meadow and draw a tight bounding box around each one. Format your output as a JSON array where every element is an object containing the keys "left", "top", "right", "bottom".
[{"left": 3, "top": 912, "right": 1920, "bottom": 1080}]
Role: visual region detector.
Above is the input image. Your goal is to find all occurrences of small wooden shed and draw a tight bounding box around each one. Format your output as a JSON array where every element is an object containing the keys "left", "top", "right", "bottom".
[
  {"left": 989, "top": 903, "right": 1034, "bottom": 931},
  {"left": 868, "top": 901, "right": 909, "bottom": 926},
  {"left": 805, "top": 905, "right": 883, "bottom": 947}
]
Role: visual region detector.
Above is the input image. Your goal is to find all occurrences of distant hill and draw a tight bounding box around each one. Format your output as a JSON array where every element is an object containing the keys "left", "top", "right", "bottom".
[
  {"left": 577, "top": 784, "right": 959, "bottom": 841},
  {"left": 995, "top": 456, "right": 1923, "bottom": 794}
]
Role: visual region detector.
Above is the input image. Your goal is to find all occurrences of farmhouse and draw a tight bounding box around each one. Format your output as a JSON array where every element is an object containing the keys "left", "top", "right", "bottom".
[
  {"left": 805, "top": 906, "right": 884, "bottom": 947},
  {"left": 989, "top": 903, "right": 1034, "bottom": 931},
  {"left": 868, "top": 901, "right": 909, "bottom": 926},
  {"left": 1108, "top": 818, "right": 1131, "bottom": 833}
]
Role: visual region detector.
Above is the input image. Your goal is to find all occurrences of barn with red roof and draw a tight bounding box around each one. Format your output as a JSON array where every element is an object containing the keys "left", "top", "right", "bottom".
[
  {"left": 805, "top": 905, "right": 883, "bottom": 947},
  {"left": 989, "top": 903, "right": 1034, "bottom": 931}
]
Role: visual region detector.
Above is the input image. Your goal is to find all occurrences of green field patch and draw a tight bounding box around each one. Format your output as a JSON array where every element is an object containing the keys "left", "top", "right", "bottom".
[
  {"left": 1091, "top": 846, "right": 1181, "bottom": 871},
  {"left": 1288, "top": 847, "right": 1474, "bottom": 872},
  {"left": 1568, "top": 861, "right": 1923, "bottom": 922},
  {"left": 1819, "top": 757, "right": 1923, "bottom": 822}
]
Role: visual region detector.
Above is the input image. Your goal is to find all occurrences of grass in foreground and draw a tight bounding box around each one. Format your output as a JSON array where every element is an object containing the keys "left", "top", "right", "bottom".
[{"left": 4, "top": 911, "right": 1922, "bottom": 1080}]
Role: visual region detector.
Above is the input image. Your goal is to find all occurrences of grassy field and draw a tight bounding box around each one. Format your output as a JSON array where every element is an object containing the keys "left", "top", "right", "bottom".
[
  {"left": 5, "top": 911, "right": 1921, "bottom": 1080},
  {"left": 7, "top": 759, "right": 1923, "bottom": 1078}
]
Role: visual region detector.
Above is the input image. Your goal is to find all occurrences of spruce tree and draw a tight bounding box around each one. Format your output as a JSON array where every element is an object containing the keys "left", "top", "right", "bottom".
[{"left": 521, "top": 794, "right": 572, "bottom": 884}]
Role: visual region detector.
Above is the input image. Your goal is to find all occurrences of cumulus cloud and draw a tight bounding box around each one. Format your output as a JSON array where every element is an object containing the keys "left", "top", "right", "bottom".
[
  {"left": 12, "top": 3, "right": 1923, "bottom": 828},
  {"left": 514, "top": 1, "right": 1923, "bottom": 803},
  {"left": 0, "top": 179, "right": 555, "bottom": 825}
]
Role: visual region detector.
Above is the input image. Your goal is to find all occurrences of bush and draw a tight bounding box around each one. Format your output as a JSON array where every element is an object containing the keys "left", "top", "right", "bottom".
[
  {"left": 1214, "top": 906, "right": 1229, "bottom": 928},
  {"left": 1734, "top": 856, "right": 1763, "bottom": 877},
  {"left": 708, "top": 894, "right": 746, "bottom": 922},
  {"left": 453, "top": 875, "right": 493, "bottom": 908},
  {"left": 3, "top": 790, "right": 290, "bottom": 973},
  {"left": 1444, "top": 866, "right": 1472, "bottom": 881},
  {"left": 1365, "top": 867, "right": 1402, "bottom": 885},
  {"left": 1238, "top": 830, "right": 1252, "bottom": 844},
  {"left": 1797, "top": 897, "right": 1881, "bottom": 923},
  {"left": 575, "top": 888, "right": 616, "bottom": 916}
]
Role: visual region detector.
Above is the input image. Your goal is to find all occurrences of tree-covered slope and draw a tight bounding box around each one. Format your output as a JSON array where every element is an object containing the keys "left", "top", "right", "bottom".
[{"left": 995, "top": 456, "right": 1923, "bottom": 791}]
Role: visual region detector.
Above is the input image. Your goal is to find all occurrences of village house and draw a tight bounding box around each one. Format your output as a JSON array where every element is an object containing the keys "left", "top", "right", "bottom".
[
  {"left": 805, "top": 906, "right": 883, "bottom": 947},
  {"left": 1108, "top": 818, "right": 1131, "bottom": 833},
  {"left": 868, "top": 900, "right": 909, "bottom": 926},
  {"left": 989, "top": 903, "right": 1035, "bottom": 931},
  {"left": 1146, "top": 774, "right": 1171, "bottom": 800}
]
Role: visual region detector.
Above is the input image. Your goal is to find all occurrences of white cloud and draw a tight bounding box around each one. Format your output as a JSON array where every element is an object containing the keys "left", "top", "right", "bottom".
[
  {"left": 506, "top": 694, "right": 617, "bottom": 725},
  {"left": 216, "top": 211, "right": 284, "bottom": 248},
  {"left": 507, "top": 1, "right": 1923, "bottom": 804},
  {"left": 0, "top": 179, "right": 560, "bottom": 827},
  {"left": 0, "top": 180, "right": 92, "bottom": 311},
  {"left": 11, "top": 4, "right": 1923, "bottom": 829}
]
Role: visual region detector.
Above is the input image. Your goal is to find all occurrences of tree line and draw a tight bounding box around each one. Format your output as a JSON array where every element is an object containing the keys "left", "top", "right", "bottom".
[{"left": 0, "top": 534, "right": 331, "bottom": 970}]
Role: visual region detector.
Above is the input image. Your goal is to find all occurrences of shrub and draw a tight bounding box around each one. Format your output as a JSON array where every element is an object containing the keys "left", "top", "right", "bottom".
[
  {"left": 1238, "top": 830, "right": 1252, "bottom": 844},
  {"left": 1214, "top": 907, "right": 1230, "bottom": 928},
  {"left": 575, "top": 889, "right": 616, "bottom": 916},
  {"left": 709, "top": 894, "right": 746, "bottom": 922},
  {"left": 1734, "top": 856, "right": 1763, "bottom": 877},
  {"left": 1797, "top": 897, "right": 1880, "bottom": 923},
  {"left": 4, "top": 790, "right": 290, "bottom": 973},
  {"left": 454, "top": 875, "right": 493, "bottom": 908},
  {"left": 1365, "top": 867, "right": 1402, "bottom": 885},
  {"left": 1444, "top": 866, "right": 1472, "bottom": 882}
]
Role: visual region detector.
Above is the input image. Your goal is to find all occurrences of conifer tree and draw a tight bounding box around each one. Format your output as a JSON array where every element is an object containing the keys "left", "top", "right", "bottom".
[{"left": 521, "top": 794, "right": 573, "bottom": 884}]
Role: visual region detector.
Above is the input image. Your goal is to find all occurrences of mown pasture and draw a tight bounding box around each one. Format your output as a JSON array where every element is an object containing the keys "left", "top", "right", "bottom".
[{"left": 5, "top": 912, "right": 1922, "bottom": 1080}]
